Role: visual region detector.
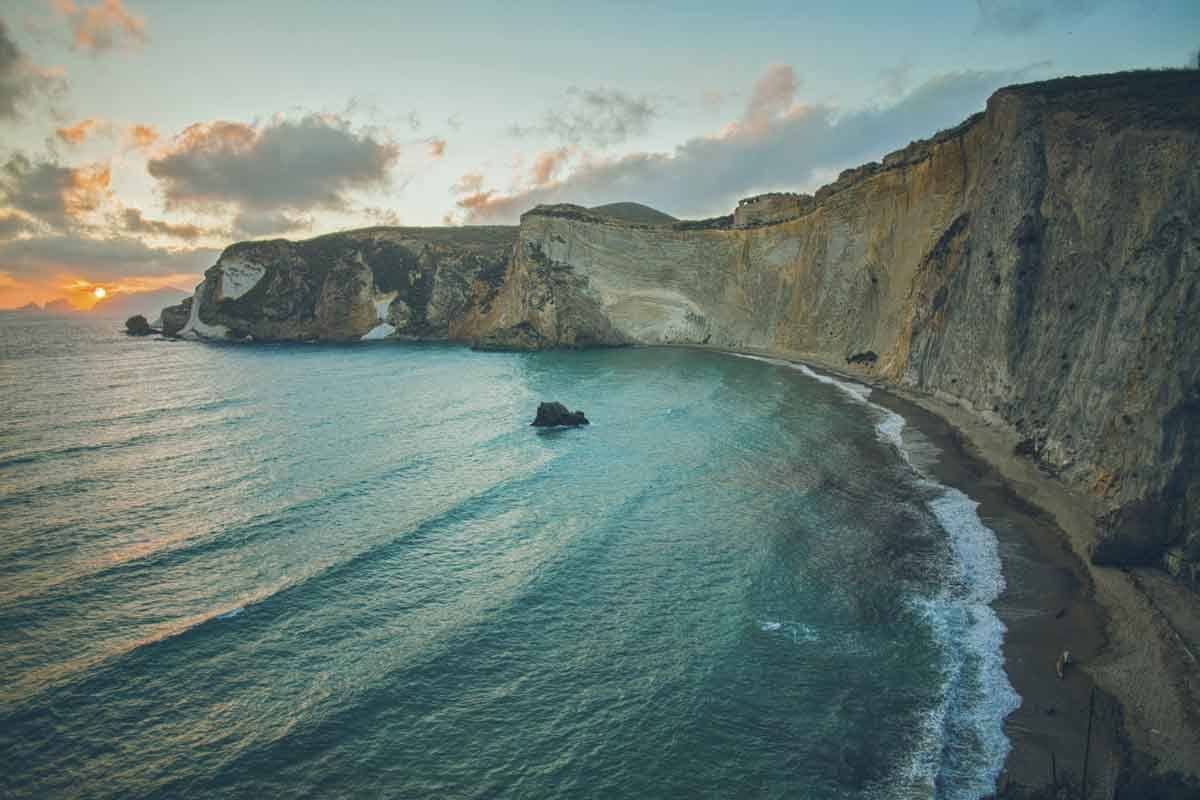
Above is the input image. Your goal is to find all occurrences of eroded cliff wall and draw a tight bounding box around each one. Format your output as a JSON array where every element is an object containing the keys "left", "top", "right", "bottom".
[{"left": 458, "top": 72, "right": 1200, "bottom": 571}]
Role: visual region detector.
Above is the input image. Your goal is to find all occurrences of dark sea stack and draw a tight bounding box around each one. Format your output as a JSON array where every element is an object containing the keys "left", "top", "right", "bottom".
[
  {"left": 124, "top": 315, "right": 154, "bottom": 336},
  {"left": 531, "top": 402, "right": 589, "bottom": 427}
]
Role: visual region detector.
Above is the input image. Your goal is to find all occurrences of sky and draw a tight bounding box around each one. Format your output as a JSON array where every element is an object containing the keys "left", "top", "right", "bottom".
[{"left": 0, "top": 0, "right": 1197, "bottom": 309}]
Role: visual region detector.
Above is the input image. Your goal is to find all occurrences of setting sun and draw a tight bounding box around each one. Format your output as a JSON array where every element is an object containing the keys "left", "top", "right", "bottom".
[{"left": 92, "top": 287, "right": 107, "bottom": 299}]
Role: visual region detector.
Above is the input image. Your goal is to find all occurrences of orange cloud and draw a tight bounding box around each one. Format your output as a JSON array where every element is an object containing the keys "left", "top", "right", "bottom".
[
  {"left": 121, "top": 207, "right": 211, "bottom": 241},
  {"left": 1, "top": 153, "right": 113, "bottom": 229},
  {"left": 128, "top": 123, "right": 158, "bottom": 150},
  {"left": 53, "top": 0, "right": 148, "bottom": 53},
  {"left": 172, "top": 120, "right": 256, "bottom": 151},
  {"left": 56, "top": 118, "right": 107, "bottom": 145},
  {"left": 427, "top": 137, "right": 446, "bottom": 158},
  {"left": 63, "top": 163, "right": 111, "bottom": 219},
  {"left": 530, "top": 147, "right": 570, "bottom": 186},
  {"left": 148, "top": 114, "right": 398, "bottom": 213},
  {"left": 451, "top": 172, "right": 485, "bottom": 194}
]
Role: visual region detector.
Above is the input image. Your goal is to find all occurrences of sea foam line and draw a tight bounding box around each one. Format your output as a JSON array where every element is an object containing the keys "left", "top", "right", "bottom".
[{"left": 732, "top": 352, "right": 1021, "bottom": 797}]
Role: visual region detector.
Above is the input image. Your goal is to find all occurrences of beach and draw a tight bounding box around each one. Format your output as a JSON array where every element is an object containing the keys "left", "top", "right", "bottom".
[
  {"left": 686, "top": 343, "right": 1200, "bottom": 796},
  {"left": 868, "top": 389, "right": 1123, "bottom": 795},
  {"left": 808, "top": 355, "right": 1200, "bottom": 796}
]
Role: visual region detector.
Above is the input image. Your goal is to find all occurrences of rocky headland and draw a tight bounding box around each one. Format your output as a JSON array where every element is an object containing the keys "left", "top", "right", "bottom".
[
  {"left": 162, "top": 70, "right": 1200, "bottom": 788},
  {"left": 163, "top": 225, "right": 517, "bottom": 342}
]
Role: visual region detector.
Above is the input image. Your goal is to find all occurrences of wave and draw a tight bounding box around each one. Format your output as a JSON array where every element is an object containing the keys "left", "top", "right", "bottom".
[
  {"left": 2, "top": 450, "right": 556, "bottom": 706},
  {"left": 733, "top": 351, "right": 1020, "bottom": 798},
  {"left": 758, "top": 620, "right": 819, "bottom": 643},
  {"left": 0, "top": 405, "right": 254, "bottom": 472}
]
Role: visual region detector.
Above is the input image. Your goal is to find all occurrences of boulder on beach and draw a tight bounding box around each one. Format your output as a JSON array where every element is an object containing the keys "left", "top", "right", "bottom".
[
  {"left": 531, "top": 401, "right": 589, "bottom": 427},
  {"left": 125, "top": 315, "right": 154, "bottom": 336}
]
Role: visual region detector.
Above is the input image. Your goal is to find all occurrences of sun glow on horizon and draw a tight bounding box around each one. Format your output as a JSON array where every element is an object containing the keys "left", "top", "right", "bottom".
[{"left": 93, "top": 287, "right": 107, "bottom": 299}]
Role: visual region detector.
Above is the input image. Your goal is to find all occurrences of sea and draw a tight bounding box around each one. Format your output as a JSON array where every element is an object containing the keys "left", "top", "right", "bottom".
[{"left": 0, "top": 315, "right": 1019, "bottom": 799}]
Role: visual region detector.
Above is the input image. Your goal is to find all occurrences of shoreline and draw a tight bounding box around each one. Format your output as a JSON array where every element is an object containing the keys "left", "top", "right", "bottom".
[
  {"left": 865, "top": 384, "right": 1122, "bottom": 796},
  {"left": 680, "top": 344, "right": 1200, "bottom": 796}
]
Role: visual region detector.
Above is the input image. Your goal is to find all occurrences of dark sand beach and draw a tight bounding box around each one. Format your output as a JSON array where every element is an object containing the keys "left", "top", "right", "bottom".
[
  {"left": 692, "top": 344, "right": 1199, "bottom": 797},
  {"left": 868, "top": 390, "right": 1123, "bottom": 796}
]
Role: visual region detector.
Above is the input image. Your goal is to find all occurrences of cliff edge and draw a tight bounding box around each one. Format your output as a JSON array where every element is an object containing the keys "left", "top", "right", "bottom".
[{"left": 458, "top": 71, "right": 1200, "bottom": 586}]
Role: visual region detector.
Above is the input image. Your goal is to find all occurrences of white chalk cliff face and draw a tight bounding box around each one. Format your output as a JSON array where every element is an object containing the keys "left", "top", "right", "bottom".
[
  {"left": 216, "top": 258, "right": 267, "bottom": 302},
  {"left": 158, "top": 71, "right": 1200, "bottom": 578},
  {"left": 178, "top": 254, "right": 267, "bottom": 339}
]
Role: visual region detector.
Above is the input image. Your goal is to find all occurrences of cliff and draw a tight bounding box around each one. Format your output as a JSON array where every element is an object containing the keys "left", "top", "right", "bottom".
[
  {"left": 455, "top": 71, "right": 1200, "bottom": 575},
  {"left": 167, "top": 226, "right": 516, "bottom": 342},
  {"left": 162, "top": 71, "right": 1200, "bottom": 576}
]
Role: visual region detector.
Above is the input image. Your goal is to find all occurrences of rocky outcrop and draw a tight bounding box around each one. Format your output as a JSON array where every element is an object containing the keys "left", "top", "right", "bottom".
[
  {"left": 124, "top": 315, "right": 153, "bottom": 336},
  {"left": 175, "top": 226, "right": 516, "bottom": 343},
  {"left": 531, "top": 401, "right": 589, "bottom": 427},
  {"left": 461, "top": 71, "right": 1200, "bottom": 575}
]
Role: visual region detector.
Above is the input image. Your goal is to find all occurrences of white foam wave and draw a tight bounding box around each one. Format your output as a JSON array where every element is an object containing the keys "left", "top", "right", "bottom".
[
  {"left": 216, "top": 607, "right": 245, "bottom": 620},
  {"left": 730, "top": 353, "right": 873, "bottom": 403},
  {"left": 758, "top": 620, "right": 818, "bottom": 643},
  {"left": 874, "top": 410, "right": 909, "bottom": 463},
  {"left": 733, "top": 350, "right": 1020, "bottom": 797}
]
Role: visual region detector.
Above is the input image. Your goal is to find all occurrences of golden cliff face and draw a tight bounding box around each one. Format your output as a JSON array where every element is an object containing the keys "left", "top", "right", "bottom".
[{"left": 460, "top": 72, "right": 1200, "bottom": 572}]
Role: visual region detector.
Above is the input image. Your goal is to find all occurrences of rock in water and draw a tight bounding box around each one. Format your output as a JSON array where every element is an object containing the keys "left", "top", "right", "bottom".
[
  {"left": 125, "top": 315, "right": 153, "bottom": 336},
  {"left": 531, "top": 401, "right": 589, "bottom": 427}
]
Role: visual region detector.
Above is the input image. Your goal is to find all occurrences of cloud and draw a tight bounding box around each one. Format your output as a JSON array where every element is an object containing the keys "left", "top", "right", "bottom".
[
  {"left": 878, "top": 63, "right": 915, "bottom": 100},
  {"left": 974, "top": 0, "right": 1104, "bottom": 34},
  {"left": 0, "top": 19, "right": 67, "bottom": 122},
  {"left": 127, "top": 123, "right": 158, "bottom": 149},
  {"left": 512, "top": 86, "right": 657, "bottom": 148},
  {"left": 451, "top": 172, "right": 485, "bottom": 195},
  {"left": 1, "top": 153, "right": 112, "bottom": 231},
  {"left": 427, "top": 137, "right": 446, "bottom": 158},
  {"left": 53, "top": 0, "right": 148, "bottom": 53},
  {"left": 147, "top": 114, "right": 400, "bottom": 216},
  {"left": 0, "top": 210, "right": 37, "bottom": 240},
  {"left": 0, "top": 233, "right": 217, "bottom": 283},
  {"left": 120, "top": 207, "right": 212, "bottom": 241},
  {"left": 56, "top": 118, "right": 110, "bottom": 145},
  {"left": 455, "top": 62, "right": 1049, "bottom": 223},
  {"left": 529, "top": 147, "right": 571, "bottom": 186},
  {"left": 230, "top": 209, "right": 312, "bottom": 238},
  {"left": 742, "top": 63, "right": 798, "bottom": 133}
]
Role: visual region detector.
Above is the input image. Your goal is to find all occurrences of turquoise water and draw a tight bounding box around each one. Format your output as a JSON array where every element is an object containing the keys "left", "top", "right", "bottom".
[{"left": 0, "top": 316, "right": 1017, "bottom": 799}]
